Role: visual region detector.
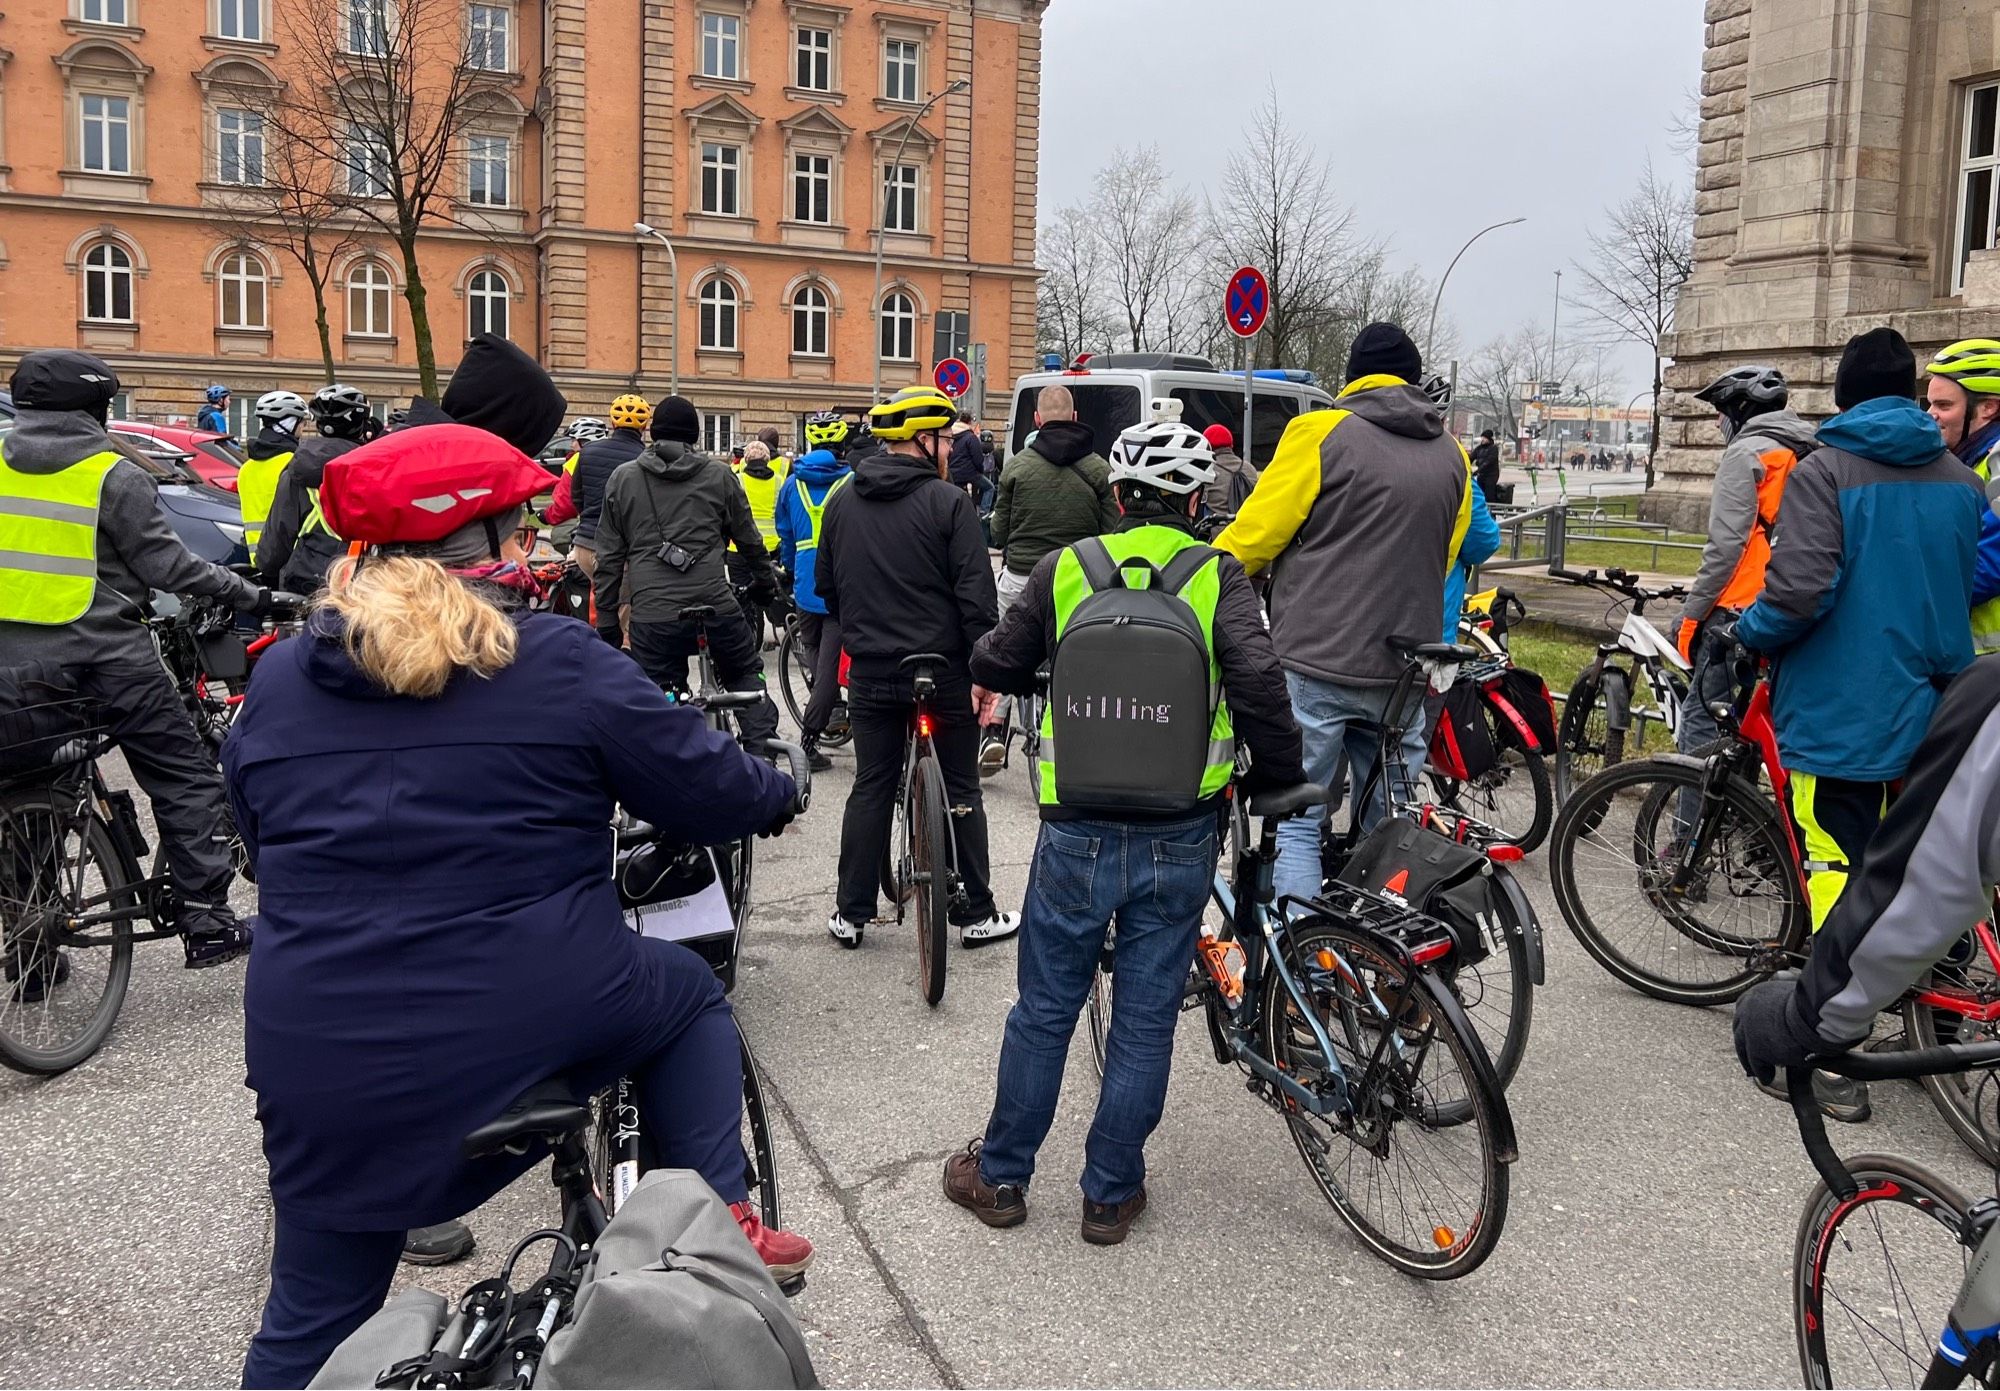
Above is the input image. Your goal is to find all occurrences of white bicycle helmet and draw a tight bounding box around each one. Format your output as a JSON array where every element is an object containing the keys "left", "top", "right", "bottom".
[
  {"left": 566, "top": 417, "right": 611, "bottom": 443},
  {"left": 255, "top": 389, "right": 309, "bottom": 427},
  {"left": 1107, "top": 421, "right": 1216, "bottom": 495},
  {"left": 1420, "top": 372, "right": 1453, "bottom": 411}
]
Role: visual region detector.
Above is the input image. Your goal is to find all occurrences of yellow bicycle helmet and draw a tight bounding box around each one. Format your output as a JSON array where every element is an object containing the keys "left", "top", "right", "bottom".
[
  {"left": 1926, "top": 340, "right": 2000, "bottom": 397},
  {"left": 803, "top": 410, "right": 852, "bottom": 449},
  {"left": 867, "top": 385, "right": 955, "bottom": 441},
  {"left": 608, "top": 394, "right": 654, "bottom": 431}
]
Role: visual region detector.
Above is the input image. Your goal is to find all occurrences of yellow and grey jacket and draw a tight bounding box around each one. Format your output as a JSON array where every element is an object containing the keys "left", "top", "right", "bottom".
[{"left": 1215, "top": 375, "right": 1474, "bottom": 687}]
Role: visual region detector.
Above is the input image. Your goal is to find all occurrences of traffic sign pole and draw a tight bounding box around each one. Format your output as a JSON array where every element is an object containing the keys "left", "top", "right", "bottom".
[{"left": 1243, "top": 333, "right": 1254, "bottom": 474}]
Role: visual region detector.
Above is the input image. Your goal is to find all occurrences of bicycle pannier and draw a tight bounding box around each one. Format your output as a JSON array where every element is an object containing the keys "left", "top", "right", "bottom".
[
  {"left": 1428, "top": 680, "right": 1497, "bottom": 781},
  {"left": 1047, "top": 539, "right": 1219, "bottom": 815}
]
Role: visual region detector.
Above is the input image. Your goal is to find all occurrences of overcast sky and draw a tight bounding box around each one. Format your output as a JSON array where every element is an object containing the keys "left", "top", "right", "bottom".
[{"left": 1036, "top": 0, "right": 1706, "bottom": 392}]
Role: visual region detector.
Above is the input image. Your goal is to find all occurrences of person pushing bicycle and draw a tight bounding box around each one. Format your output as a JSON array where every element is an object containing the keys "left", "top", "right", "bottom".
[{"left": 943, "top": 415, "right": 1304, "bottom": 1247}]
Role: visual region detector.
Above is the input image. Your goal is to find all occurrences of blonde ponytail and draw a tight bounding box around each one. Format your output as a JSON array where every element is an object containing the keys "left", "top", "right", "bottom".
[{"left": 322, "top": 554, "right": 519, "bottom": 698}]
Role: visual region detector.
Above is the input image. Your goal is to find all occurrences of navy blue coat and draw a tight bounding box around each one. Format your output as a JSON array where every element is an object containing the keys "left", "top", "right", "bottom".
[{"left": 222, "top": 609, "right": 792, "bottom": 1230}]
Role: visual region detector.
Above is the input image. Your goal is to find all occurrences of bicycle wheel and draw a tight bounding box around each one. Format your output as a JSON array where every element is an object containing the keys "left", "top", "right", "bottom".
[
  {"left": 1549, "top": 756, "right": 1806, "bottom": 1005},
  {"left": 1262, "top": 916, "right": 1511, "bottom": 1279},
  {"left": 1439, "top": 883, "right": 1535, "bottom": 1094},
  {"left": 1794, "top": 1153, "right": 1975, "bottom": 1389},
  {"left": 1425, "top": 737, "right": 1552, "bottom": 854},
  {"left": 1087, "top": 931, "right": 1114, "bottom": 1078},
  {"left": 1020, "top": 694, "right": 1044, "bottom": 803},
  {"left": 1903, "top": 946, "right": 2000, "bottom": 1167},
  {"left": 739, "top": 1029, "right": 782, "bottom": 1229},
  {"left": 0, "top": 787, "right": 137, "bottom": 1075},
  {"left": 1555, "top": 667, "right": 1621, "bottom": 802},
  {"left": 776, "top": 621, "right": 812, "bottom": 738},
  {"left": 910, "top": 753, "right": 950, "bottom": 1006}
]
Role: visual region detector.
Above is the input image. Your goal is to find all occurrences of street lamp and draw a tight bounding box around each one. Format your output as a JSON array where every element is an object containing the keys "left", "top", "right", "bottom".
[
  {"left": 633, "top": 221, "right": 680, "bottom": 397},
  {"left": 872, "top": 79, "right": 969, "bottom": 398},
  {"left": 1425, "top": 217, "right": 1525, "bottom": 362}
]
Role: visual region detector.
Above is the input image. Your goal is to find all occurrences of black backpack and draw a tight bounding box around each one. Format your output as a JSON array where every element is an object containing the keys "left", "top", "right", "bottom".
[{"left": 1047, "top": 537, "right": 1220, "bottom": 815}]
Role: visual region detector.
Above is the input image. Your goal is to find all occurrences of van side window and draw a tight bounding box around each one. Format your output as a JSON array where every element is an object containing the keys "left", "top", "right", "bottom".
[{"left": 1169, "top": 388, "right": 1304, "bottom": 467}]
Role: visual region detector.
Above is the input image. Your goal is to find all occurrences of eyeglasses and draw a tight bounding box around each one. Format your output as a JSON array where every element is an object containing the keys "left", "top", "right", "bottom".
[{"left": 512, "top": 526, "right": 537, "bottom": 549}]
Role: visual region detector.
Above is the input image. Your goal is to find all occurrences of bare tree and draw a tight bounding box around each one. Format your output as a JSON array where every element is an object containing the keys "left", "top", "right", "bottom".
[
  {"left": 1463, "top": 323, "right": 1591, "bottom": 450},
  {"left": 266, "top": 0, "right": 493, "bottom": 399},
  {"left": 1036, "top": 204, "right": 1110, "bottom": 364},
  {"left": 1089, "top": 147, "right": 1201, "bottom": 354},
  {"left": 1570, "top": 159, "right": 1695, "bottom": 485}
]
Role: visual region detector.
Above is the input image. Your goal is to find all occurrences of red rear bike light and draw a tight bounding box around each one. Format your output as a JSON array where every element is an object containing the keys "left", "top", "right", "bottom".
[
  {"left": 917, "top": 713, "right": 935, "bottom": 738},
  {"left": 1410, "top": 938, "right": 1453, "bottom": 966},
  {"left": 1486, "top": 845, "right": 1524, "bottom": 863}
]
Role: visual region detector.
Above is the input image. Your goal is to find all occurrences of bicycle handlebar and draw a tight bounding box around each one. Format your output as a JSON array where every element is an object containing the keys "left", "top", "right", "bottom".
[
  {"left": 1549, "top": 565, "right": 1687, "bottom": 604},
  {"left": 1788, "top": 1041, "right": 2000, "bottom": 1196},
  {"left": 759, "top": 739, "right": 812, "bottom": 814}
]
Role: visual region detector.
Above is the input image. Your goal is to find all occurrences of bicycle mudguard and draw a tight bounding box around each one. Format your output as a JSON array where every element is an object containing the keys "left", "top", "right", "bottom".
[
  {"left": 1490, "top": 865, "right": 1545, "bottom": 987},
  {"left": 1411, "top": 967, "right": 1519, "bottom": 1163}
]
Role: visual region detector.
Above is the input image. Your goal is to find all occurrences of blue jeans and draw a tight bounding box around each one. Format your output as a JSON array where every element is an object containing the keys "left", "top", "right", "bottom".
[
  {"left": 979, "top": 812, "right": 1217, "bottom": 1206},
  {"left": 1274, "top": 672, "right": 1428, "bottom": 906}
]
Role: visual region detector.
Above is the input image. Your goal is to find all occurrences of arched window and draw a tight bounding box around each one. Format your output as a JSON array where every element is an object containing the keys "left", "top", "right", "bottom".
[
  {"left": 217, "top": 250, "right": 268, "bottom": 329},
  {"left": 347, "top": 259, "right": 393, "bottom": 337},
  {"left": 467, "top": 269, "right": 509, "bottom": 339},
  {"left": 879, "top": 290, "right": 914, "bottom": 362},
  {"left": 698, "top": 276, "right": 738, "bottom": 352},
  {"left": 83, "top": 241, "right": 134, "bottom": 322},
  {"left": 791, "top": 283, "right": 828, "bottom": 357}
]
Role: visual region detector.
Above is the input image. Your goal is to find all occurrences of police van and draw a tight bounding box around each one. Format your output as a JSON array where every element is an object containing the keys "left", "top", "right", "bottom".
[{"left": 1004, "top": 353, "right": 1334, "bottom": 466}]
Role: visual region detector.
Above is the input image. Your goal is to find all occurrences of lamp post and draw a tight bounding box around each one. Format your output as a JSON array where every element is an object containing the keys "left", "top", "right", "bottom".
[
  {"left": 1626, "top": 387, "right": 1657, "bottom": 470},
  {"left": 633, "top": 222, "right": 680, "bottom": 397},
  {"left": 872, "top": 79, "right": 968, "bottom": 398},
  {"left": 1425, "top": 216, "right": 1525, "bottom": 362}
]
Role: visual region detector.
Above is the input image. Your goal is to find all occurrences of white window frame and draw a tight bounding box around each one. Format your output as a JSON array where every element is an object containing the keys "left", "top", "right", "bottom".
[
  {"left": 347, "top": 259, "right": 394, "bottom": 337},
  {"left": 347, "top": 0, "right": 390, "bottom": 57},
  {"left": 699, "top": 11, "right": 741, "bottom": 81},
  {"left": 217, "top": 107, "right": 265, "bottom": 185},
  {"left": 795, "top": 25, "right": 832, "bottom": 91},
  {"left": 792, "top": 152, "right": 831, "bottom": 224},
  {"left": 218, "top": 250, "right": 269, "bottom": 329},
  {"left": 80, "top": 93, "right": 132, "bottom": 174},
  {"left": 791, "top": 283, "right": 829, "bottom": 356},
  {"left": 882, "top": 37, "right": 920, "bottom": 104},
  {"left": 345, "top": 123, "right": 392, "bottom": 198},
  {"left": 466, "top": 132, "right": 509, "bottom": 206},
  {"left": 702, "top": 411, "right": 738, "bottom": 455},
  {"left": 468, "top": 268, "right": 509, "bottom": 339},
  {"left": 83, "top": 241, "right": 135, "bottom": 322},
  {"left": 1956, "top": 80, "right": 2000, "bottom": 295},
  {"left": 698, "top": 276, "right": 739, "bottom": 351},
  {"left": 700, "top": 140, "right": 741, "bottom": 216},
  {"left": 216, "top": 0, "right": 262, "bottom": 42},
  {"left": 79, "top": 0, "right": 130, "bottom": 25},
  {"left": 466, "top": 3, "right": 509, "bottom": 72},
  {"left": 882, "top": 161, "right": 919, "bottom": 233},
  {"left": 879, "top": 290, "right": 915, "bottom": 362}
]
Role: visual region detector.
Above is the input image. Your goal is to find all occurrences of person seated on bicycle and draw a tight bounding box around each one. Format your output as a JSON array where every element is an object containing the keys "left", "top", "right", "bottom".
[
  {"left": 1213, "top": 323, "right": 1476, "bottom": 908},
  {"left": 774, "top": 415, "right": 856, "bottom": 772},
  {"left": 225, "top": 424, "right": 812, "bottom": 1389},
  {"left": 0, "top": 350, "right": 285, "bottom": 974},
  {"left": 592, "top": 395, "right": 781, "bottom": 748},
  {"left": 944, "top": 419, "right": 1305, "bottom": 1246},
  {"left": 1677, "top": 366, "right": 1818, "bottom": 774},
  {"left": 255, "top": 384, "right": 382, "bottom": 595},
  {"left": 1734, "top": 654, "right": 2000, "bottom": 1106},
  {"left": 816, "top": 385, "right": 1018, "bottom": 949}
]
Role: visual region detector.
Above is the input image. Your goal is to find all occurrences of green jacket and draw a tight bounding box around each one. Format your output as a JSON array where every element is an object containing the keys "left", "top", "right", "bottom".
[{"left": 990, "top": 419, "right": 1120, "bottom": 576}]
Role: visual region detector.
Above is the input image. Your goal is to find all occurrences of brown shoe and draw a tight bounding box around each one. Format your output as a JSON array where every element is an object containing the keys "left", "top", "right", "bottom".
[
  {"left": 942, "top": 1140, "right": 1025, "bottom": 1228},
  {"left": 1080, "top": 1187, "right": 1147, "bottom": 1246}
]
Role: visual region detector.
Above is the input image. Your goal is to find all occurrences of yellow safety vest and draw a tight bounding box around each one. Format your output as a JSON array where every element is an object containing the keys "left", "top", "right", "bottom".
[
  {"left": 300, "top": 486, "right": 334, "bottom": 539},
  {"left": 730, "top": 459, "right": 789, "bottom": 552},
  {"left": 792, "top": 473, "right": 849, "bottom": 553},
  {"left": 236, "top": 450, "right": 293, "bottom": 550},
  {"left": 0, "top": 444, "right": 120, "bottom": 625}
]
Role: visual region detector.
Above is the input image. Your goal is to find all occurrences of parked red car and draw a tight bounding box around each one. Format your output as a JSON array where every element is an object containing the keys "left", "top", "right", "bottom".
[{"left": 111, "top": 420, "right": 243, "bottom": 490}]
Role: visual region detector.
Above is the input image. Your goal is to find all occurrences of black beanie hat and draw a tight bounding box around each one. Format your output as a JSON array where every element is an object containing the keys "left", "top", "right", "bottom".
[
  {"left": 10, "top": 349, "right": 119, "bottom": 412},
  {"left": 652, "top": 395, "right": 702, "bottom": 444},
  {"left": 1834, "top": 327, "right": 1917, "bottom": 410},
  {"left": 1347, "top": 322, "right": 1423, "bottom": 385},
  {"left": 437, "top": 333, "right": 568, "bottom": 455}
]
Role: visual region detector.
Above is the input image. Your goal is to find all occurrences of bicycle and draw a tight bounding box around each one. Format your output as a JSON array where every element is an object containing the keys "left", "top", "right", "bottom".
[
  {"left": 1784, "top": 1043, "right": 2000, "bottom": 1389},
  {"left": 1086, "top": 776, "right": 1517, "bottom": 1279},
  {"left": 1548, "top": 566, "right": 1691, "bottom": 802},
  {"left": 774, "top": 615, "right": 852, "bottom": 748},
  {"left": 986, "top": 666, "right": 1049, "bottom": 800},
  {"left": 861, "top": 652, "right": 963, "bottom": 1007}
]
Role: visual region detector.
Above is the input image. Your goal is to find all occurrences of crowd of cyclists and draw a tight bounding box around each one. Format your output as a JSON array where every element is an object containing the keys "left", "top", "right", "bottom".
[{"left": 13, "top": 303, "right": 2000, "bottom": 1384}]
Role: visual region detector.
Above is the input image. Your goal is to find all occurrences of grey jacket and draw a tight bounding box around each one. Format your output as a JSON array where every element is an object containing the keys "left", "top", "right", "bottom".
[
  {"left": 593, "top": 441, "right": 774, "bottom": 625},
  {"left": 0, "top": 408, "right": 258, "bottom": 664},
  {"left": 1202, "top": 447, "right": 1258, "bottom": 518},
  {"left": 1681, "top": 409, "right": 1820, "bottom": 627}
]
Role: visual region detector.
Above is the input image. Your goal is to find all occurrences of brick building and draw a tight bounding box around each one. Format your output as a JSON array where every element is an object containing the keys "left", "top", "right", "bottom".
[
  {"left": 1658, "top": 0, "right": 2000, "bottom": 527},
  {"left": 0, "top": 0, "right": 1046, "bottom": 448}
]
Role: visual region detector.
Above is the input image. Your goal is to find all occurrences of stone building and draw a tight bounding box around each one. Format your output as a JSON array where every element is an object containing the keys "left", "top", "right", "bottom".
[
  {"left": 1658, "top": 0, "right": 2000, "bottom": 528},
  {"left": 0, "top": 0, "right": 1046, "bottom": 447}
]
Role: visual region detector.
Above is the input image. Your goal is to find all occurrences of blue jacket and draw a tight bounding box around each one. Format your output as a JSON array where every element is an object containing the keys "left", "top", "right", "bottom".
[
  {"left": 1955, "top": 417, "right": 2000, "bottom": 606},
  {"left": 1442, "top": 480, "right": 1501, "bottom": 640},
  {"left": 1737, "top": 397, "right": 1985, "bottom": 780},
  {"left": 222, "top": 610, "right": 792, "bottom": 1229},
  {"left": 773, "top": 449, "right": 851, "bottom": 615},
  {"left": 196, "top": 404, "right": 230, "bottom": 435}
]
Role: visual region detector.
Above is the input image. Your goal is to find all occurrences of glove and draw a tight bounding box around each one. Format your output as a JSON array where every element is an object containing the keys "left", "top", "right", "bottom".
[
  {"left": 748, "top": 578, "right": 778, "bottom": 607},
  {"left": 1676, "top": 617, "right": 1700, "bottom": 665},
  {"left": 758, "top": 799, "right": 797, "bottom": 839},
  {"left": 1731, "top": 975, "right": 1823, "bottom": 1084}
]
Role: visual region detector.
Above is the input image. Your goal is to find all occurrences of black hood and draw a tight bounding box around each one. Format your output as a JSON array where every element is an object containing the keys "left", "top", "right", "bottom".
[
  {"left": 420, "top": 333, "right": 567, "bottom": 456},
  {"left": 851, "top": 448, "right": 943, "bottom": 500},
  {"left": 287, "top": 434, "right": 361, "bottom": 488},
  {"left": 637, "top": 439, "right": 710, "bottom": 481},
  {"left": 1029, "top": 419, "right": 1096, "bottom": 467},
  {"left": 743, "top": 457, "right": 777, "bottom": 480}
]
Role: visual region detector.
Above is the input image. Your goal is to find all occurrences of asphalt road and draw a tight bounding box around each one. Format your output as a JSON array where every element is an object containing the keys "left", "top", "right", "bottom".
[{"left": 1, "top": 673, "right": 1990, "bottom": 1389}]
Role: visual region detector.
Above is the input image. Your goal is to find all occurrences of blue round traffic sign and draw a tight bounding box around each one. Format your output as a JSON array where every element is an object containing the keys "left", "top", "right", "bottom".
[
  {"left": 1226, "top": 266, "right": 1269, "bottom": 338},
  {"left": 934, "top": 357, "right": 971, "bottom": 398}
]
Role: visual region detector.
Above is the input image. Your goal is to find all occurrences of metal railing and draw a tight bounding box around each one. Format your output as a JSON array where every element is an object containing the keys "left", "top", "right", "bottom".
[
  {"left": 1483, "top": 502, "right": 1566, "bottom": 572},
  {"left": 1481, "top": 498, "right": 1704, "bottom": 575}
]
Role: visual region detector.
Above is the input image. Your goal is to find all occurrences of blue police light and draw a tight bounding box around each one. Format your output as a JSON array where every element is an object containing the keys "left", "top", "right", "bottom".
[{"left": 1042, "top": 353, "right": 1062, "bottom": 371}]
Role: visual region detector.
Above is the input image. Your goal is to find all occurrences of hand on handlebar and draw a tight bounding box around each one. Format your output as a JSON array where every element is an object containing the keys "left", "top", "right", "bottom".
[{"left": 1732, "top": 973, "right": 1821, "bottom": 1085}]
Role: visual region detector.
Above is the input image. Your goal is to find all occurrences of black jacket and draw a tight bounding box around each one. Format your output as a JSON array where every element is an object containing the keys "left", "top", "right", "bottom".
[
  {"left": 572, "top": 428, "right": 647, "bottom": 544},
  {"left": 256, "top": 434, "right": 358, "bottom": 593},
  {"left": 815, "top": 448, "right": 996, "bottom": 678},
  {"left": 971, "top": 514, "right": 1306, "bottom": 817},
  {"left": 948, "top": 428, "right": 988, "bottom": 489},
  {"left": 1470, "top": 439, "right": 1502, "bottom": 497},
  {"left": 594, "top": 441, "right": 773, "bottom": 625}
]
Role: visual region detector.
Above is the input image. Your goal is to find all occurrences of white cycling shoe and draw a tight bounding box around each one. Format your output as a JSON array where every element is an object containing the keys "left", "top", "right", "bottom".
[
  {"left": 827, "top": 913, "right": 864, "bottom": 949},
  {"left": 958, "top": 911, "right": 1020, "bottom": 949}
]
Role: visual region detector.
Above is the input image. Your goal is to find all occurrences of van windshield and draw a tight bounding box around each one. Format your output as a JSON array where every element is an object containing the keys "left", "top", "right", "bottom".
[{"left": 1008, "top": 384, "right": 1143, "bottom": 458}]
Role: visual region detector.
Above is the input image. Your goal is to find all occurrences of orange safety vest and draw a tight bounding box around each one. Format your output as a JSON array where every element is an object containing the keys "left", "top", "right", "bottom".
[{"left": 1715, "top": 442, "right": 1801, "bottom": 613}]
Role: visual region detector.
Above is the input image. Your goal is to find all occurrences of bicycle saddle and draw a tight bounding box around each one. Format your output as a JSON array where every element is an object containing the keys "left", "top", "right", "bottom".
[
  {"left": 899, "top": 652, "right": 950, "bottom": 673},
  {"left": 1246, "top": 782, "right": 1331, "bottom": 819},
  {"left": 462, "top": 1078, "right": 590, "bottom": 1159},
  {"left": 677, "top": 604, "right": 718, "bottom": 624},
  {"left": 1387, "top": 636, "right": 1479, "bottom": 664}
]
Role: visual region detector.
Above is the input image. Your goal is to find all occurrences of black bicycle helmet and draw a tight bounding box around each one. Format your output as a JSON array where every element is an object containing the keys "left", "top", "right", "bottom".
[
  {"left": 310, "top": 383, "right": 375, "bottom": 441},
  {"left": 1694, "top": 365, "right": 1788, "bottom": 428}
]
